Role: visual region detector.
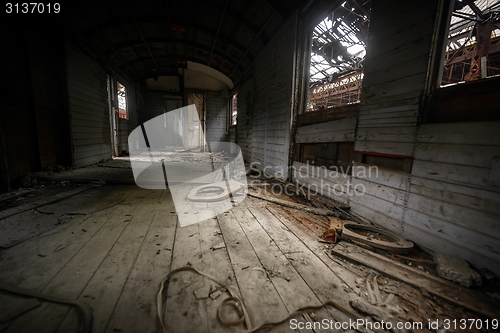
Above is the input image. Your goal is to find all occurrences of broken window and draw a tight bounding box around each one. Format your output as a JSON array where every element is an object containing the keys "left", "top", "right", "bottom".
[
  {"left": 307, "top": 0, "right": 371, "bottom": 112},
  {"left": 231, "top": 93, "right": 237, "bottom": 126},
  {"left": 441, "top": 0, "right": 500, "bottom": 85},
  {"left": 117, "top": 82, "right": 128, "bottom": 119}
]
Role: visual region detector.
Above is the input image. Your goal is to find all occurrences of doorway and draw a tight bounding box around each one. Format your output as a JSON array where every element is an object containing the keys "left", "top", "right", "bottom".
[{"left": 187, "top": 93, "right": 204, "bottom": 151}]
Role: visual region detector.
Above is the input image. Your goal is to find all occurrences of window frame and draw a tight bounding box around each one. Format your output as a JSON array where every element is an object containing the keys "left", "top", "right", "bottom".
[
  {"left": 117, "top": 81, "right": 128, "bottom": 120},
  {"left": 421, "top": 0, "right": 500, "bottom": 123},
  {"left": 230, "top": 93, "right": 237, "bottom": 126}
]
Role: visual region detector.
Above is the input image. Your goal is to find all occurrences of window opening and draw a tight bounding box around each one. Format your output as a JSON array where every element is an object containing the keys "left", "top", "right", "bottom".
[
  {"left": 117, "top": 82, "right": 128, "bottom": 119},
  {"left": 231, "top": 93, "right": 238, "bottom": 125},
  {"left": 307, "top": 0, "right": 371, "bottom": 112},
  {"left": 441, "top": 0, "right": 500, "bottom": 85},
  {"left": 300, "top": 142, "right": 354, "bottom": 173},
  {"left": 356, "top": 152, "right": 412, "bottom": 173}
]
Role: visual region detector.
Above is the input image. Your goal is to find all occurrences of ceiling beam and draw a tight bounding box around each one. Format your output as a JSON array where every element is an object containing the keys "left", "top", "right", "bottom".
[
  {"left": 87, "top": 21, "right": 250, "bottom": 65},
  {"left": 110, "top": 38, "right": 242, "bottom": 67},
  {"left": 129, "top": 66, "right": 180, "bottom": 81},
  {"left": 112, "top": 43, "right": 242, "bottom": 77},
  {"left": 229, "top": 11, "right": 275, "bottom": 77},
  {"left": 191, "top": 0, "right": 269, "bottom": 47},
  {"left": 165, "top": 0, "right": 179, "bottom": 68},
  {"left": 73, "top": 3, "right": 137, "bottom": 76},
  {"left": 208, "top": 0, "right": 228, "bottom": 66},
  {"left": 127, "top": 3, "right": 160, "bottom": 72}
]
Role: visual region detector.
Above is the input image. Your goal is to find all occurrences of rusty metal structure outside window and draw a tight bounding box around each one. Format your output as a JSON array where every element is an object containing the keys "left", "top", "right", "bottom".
[
  {"left": 308, "top": 0, "right": 371, "bottom": 112},
  {"left": 442, "top": 0, "right": 500, "bottom": 85},
  {"left": 117, "top": 82, "right": 128, "bottom": 119}
]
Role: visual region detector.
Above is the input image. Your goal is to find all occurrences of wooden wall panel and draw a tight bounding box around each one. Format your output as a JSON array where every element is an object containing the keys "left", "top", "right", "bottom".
[
  {"left": 293, "top": 0, "right": 500, "bottom": 275},
  {"left": 292, "top": 161, "right": 352, "bottom": 203},
  {"left": 140, "top": 92, "right": 166, "bottom": 123},
  {"left": 296, "top": 117, "right": 357, "bottom": 143},
  {"left": 405, "top": 122, "right": 500, "bottom": 272},
  {"left": 66, "top": 44, "right": 138, "bottom": 165},
  {"left": 236, "top": 13, "right": 297, "bottom": 178},
  {"left": 66, "top": 44, "right": 111, "bottom": 166},
  {"left": 228, "top": 127, "right": 236, "bottom": 143},
  {"left": 355, "top": 0, "right": 440, "bottom": 157},
  {"left": 206, "top": 93, "right": 228, "bottom": 143},
  {"left": 349, "top": 163, "right": 409, "bottom": 233}
]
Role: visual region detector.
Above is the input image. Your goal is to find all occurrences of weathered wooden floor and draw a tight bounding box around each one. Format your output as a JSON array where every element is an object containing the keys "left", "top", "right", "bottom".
[{"left": 0, "top": 184, "right": 494, "bottom": 333}]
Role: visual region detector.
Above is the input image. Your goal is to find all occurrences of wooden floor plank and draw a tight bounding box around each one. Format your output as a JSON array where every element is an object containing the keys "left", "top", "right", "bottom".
[
  {"left": 4, "top": 187, "right": 151, "bottom": 333},
  {"left": 0, "top": 184, "right": 93, "bottom": 221},
  {"left": 104, "top": 189, "right": 177, "bottom": 333},
  {"left": 197, "top": 217, "right": 238, "bottom": 333},
  {"left": 232, "top": 207, "right": 321, "bottom": 310},
  {"left": 265, "top": 204, "right": 363, "bottom": 291},
  {"left": 248, "top": 205, "right": 357, "bottom": 325},
  {"left": 163, "top": 220, "right": 208, "bottom": 333},
  {"left": 19, "top": 187, "right": 158, "bottom": 333},
  {"left": 0, "top": 185, "right": 134, "bottom": 286},
  {"left": 233, "top": 207, "right": 328, "bottom": 333},
  {"left": 2, "top": 181, "right": 486, "bottom": 332},
  {"left": 0, "top": 186, "right": 139, "bottom": 332},
  {"left": 63, "top": 189, "right": 162, "bottom": 333},
  {"left": 3, "top": 302, "right": 73, "bottom": 333},
  {"left": 5, "top": 187, "right": 143, "bottom": 290},
  {"left": 217, "top": 210, "right": 290, "bottom": 332},
  {"left": 43, "top": 190, "right": 150, "bottom": 297},
  {"left": 44, "top": 186, "right": 153, "bottom": 333}
]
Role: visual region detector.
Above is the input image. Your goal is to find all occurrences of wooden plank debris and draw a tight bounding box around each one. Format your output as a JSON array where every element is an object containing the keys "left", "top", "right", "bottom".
[
  {"left": 332, "top": 242, "right": 500, "bottom": 319},
  {"left": 247, "top": 191, "right": 332, "bottom": 216}
]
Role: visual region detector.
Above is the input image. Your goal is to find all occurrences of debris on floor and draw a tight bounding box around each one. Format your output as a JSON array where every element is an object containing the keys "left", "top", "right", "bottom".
[
  {"left": 210, "top": 242, "right": 226, "bottom": 251},
  {"left": 341, "top": 222, "right": 414, "bottom": 253},
  {"left": 321, "top": 216, "right": 344, "bottom": 243},
  {"left": 264, "top": 266, "right": 291, "bottom": 282},
  {"left": 3, "top": 163, "right": 499, "bottom": 332},
  {"left": 333, "top": 241, "right": 500, "bottom": 319},
  {"left": 193, "top": 286, "right": 210, "bottom": 300},
  {"left": 435, "top": 252, "right": 482, "bottom": 287},
  {"left": 208, "top": 285, "right": 226, "bottom": 300}
]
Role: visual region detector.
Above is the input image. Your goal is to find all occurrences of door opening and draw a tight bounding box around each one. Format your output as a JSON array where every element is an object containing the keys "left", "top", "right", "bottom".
[{"left": 187, "top": 93, "right": 205, "bottom": 151}]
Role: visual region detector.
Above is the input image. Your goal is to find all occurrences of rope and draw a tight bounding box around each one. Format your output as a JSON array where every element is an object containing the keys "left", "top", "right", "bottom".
[
  {"left": 0, "top": 283, "right": 93, "bottom": 333},
  {"left": 156, "top": 266, "right": 370, "bottom": 333}
]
